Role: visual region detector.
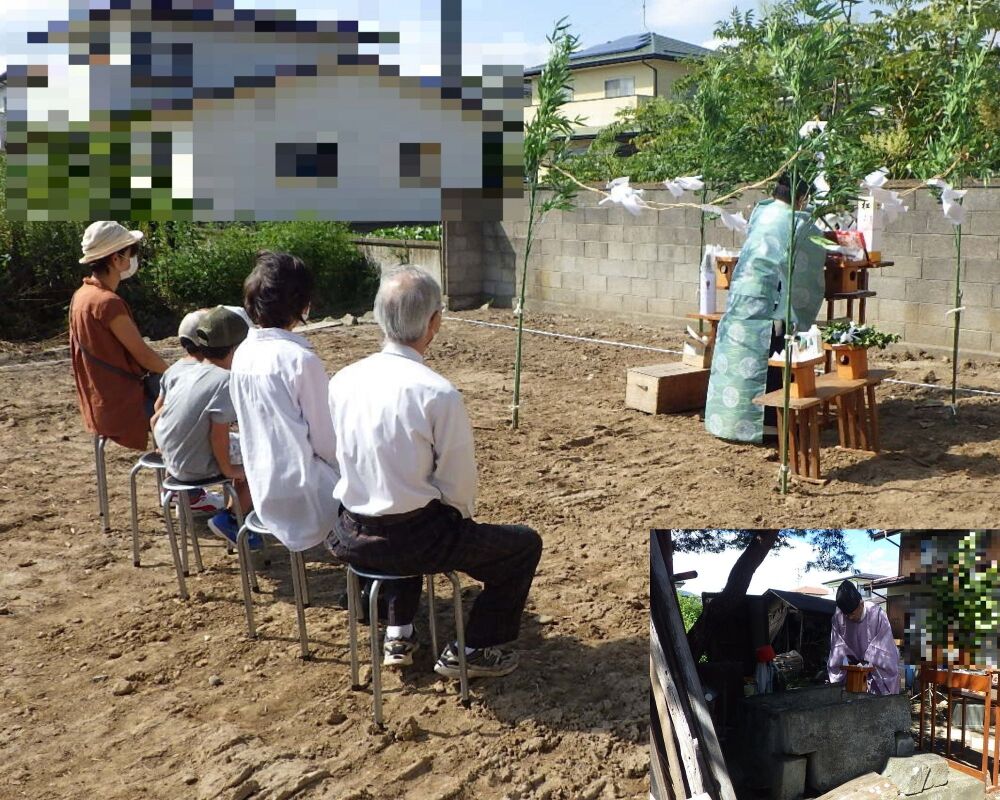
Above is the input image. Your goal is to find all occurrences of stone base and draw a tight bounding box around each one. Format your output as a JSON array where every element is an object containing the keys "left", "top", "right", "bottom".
[
  {"left": 881, "top": 754, "right": 985, "bottom": 800},
  {"left": 813, "top": 774, "right": 900, "bottom": 800},
  {"left": 771, "top": 755, "right": 807, "bottom": 800}
]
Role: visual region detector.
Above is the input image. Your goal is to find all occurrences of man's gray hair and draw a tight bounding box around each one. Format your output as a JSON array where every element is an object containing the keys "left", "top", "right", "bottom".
[{"left": 373, "top": 265, "right": 443, "bottom": 344}]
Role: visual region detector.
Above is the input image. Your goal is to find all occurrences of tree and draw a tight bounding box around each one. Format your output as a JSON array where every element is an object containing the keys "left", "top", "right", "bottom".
[
  {"left": 670, "top": 529, "right": 878, "bottom": 662},
  {"left": 511, "top": 18, "right": 582, "bottom": 430},
  {"left": 928, "top": 531, "right": 1000, "bottom": 664},
  {"left": 677, "top": 592, "right": 704, "bottom": 633}
]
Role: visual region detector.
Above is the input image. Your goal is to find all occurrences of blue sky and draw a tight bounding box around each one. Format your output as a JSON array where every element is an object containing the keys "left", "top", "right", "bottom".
[
  {"left": 675, "top": 531, "right": 900, "bottom": 597},
  {"left": 1, "top": 0, "right": 878, "bottom": 75}
]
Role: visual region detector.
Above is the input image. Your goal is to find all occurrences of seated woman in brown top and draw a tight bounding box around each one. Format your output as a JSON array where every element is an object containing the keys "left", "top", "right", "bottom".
[{"left": 70, "top": 221, "right": 168, "bottom": 451}]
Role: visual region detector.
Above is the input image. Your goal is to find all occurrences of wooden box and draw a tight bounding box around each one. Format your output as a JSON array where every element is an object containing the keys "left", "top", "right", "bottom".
[
  {"left": 825, "top": 262, "right": 861, "bottom": 296},
  {"left": 767, "top": 357, "right": 822, "bottom": 398},
  {"left": 824, "top": 344, "right": 869, "bottom": 380},
  {"left": 682, "top": 339, "right": 713, "bottom": 369},
  {"left": 626, "top": 363, "right": 710, "bottom": 414},
  {"left": 845, "top": 665, "right": 874, "bottom": 693},
  {"left": 715, "top": 256, "right": 738, "bottom": 289}
]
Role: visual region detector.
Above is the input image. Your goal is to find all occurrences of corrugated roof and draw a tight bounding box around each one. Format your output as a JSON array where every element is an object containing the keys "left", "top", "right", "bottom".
[
  {"left": 525, "top": 31, "right": 711, "bottom": 75},
  {"left": 766, "top": 589, "right": 837, "bottom": 616},
  {"left": 823, "top": 573, "right": 888, "bottom": 584}
]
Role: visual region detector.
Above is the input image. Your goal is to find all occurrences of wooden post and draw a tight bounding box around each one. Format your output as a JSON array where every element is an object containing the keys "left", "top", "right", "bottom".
[
  {"left": 651, "top": 532, "right": 738, "bottom": 800},
  {"left": 651, "top": 623, "right": 707, "bottom": 794}
]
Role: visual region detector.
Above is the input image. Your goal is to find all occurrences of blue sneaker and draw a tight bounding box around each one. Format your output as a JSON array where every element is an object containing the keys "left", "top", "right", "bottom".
[
  {"left": 208, "top": 511, "right": 239, "bottom": 545},
  {"left": 208, "top": 512, "right": 263, "bottom": 550}
]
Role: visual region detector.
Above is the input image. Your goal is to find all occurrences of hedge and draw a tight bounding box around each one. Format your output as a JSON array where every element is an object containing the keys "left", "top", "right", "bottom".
[{"left": 0, "top": 154, "right": 378, "bottom": 341}]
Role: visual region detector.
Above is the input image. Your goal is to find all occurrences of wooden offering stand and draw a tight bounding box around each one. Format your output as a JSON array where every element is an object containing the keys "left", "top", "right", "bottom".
[
  {"left": 823, "top": 248, "right": 895, "bottom": 372},
  {"left": 752, "top": 368, "right": 893, "bottom": 481},
  {"left": 823, "top": 344, "right": 868, "bottom": 381},
  {"left": 715, "top": 255, "right": 739, "bottom": 289},
  {"left": 845, "top": 665, "right": 874, "bottom": 693},
  {"left": 766, "top": 356, "right": 824, "bottom": 399}
]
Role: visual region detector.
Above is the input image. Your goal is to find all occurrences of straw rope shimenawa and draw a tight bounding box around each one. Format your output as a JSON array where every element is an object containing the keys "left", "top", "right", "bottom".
[{"left": 541, "top": 151, "right": 964, "bottom": 213}]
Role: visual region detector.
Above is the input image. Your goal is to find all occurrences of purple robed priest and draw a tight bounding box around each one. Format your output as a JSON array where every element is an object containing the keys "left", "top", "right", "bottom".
[{"left": 828, "top": 600, "right": 900, "bottom": 695}]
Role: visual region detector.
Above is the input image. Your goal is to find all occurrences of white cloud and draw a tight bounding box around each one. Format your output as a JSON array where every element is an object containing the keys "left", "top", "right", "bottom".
[
  {"left": 645, "top": 0, "right": 739, "bottom": 40},
  {"left": 464, "top": 38, "right": 551, "bottom": 71},
  {"left": 672, "top": 535, "right": 900, "bottom": 599},
  {"left": 700, "top": 37, "right": 736, "bottom": 50}
]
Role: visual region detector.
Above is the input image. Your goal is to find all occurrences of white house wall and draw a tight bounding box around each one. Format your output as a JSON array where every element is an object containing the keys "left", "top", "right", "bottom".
[{"left": 190, "top": 73, "right": 487, "bottom": 221}]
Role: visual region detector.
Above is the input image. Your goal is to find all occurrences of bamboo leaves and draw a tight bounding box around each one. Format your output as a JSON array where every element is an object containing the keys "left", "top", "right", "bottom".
[{"left": 512, "top": 19, "right": 581, "bottom": 429}]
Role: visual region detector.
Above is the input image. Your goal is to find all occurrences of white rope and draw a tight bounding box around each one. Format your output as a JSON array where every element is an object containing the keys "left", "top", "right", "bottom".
[
  {"left": 945, "top": 307, "right": 966, "bottom": 317},
  {"left": 442, "top": 315, "right": 684, "bottom": 356},
  {"left": 442, "top": 315, "right": 1000, "bottom": 398},
  {"left": 882, "top": 378, "right": 1000, "bottom": 398}
]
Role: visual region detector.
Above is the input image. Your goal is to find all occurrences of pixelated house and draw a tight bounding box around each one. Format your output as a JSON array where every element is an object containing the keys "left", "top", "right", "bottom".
[
  {"left": 22, "top": 0, "right": 523, "bottom": 221},
  {"left": 872, "top": 531, "right": 1000, "bottom": 667}
]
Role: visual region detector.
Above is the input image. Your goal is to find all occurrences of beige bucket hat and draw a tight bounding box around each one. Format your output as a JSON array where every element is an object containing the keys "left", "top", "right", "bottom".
[{"left": 79, "top": 221, "right": 144, "bottom": 264}]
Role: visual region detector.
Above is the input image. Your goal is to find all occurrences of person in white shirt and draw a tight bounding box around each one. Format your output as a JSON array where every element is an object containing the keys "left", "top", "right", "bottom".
[
  {"left": 326, "top": 266, "right": 543, "bottom": 678},
  {"left": 229, "top": 251, "right": 340, "bottom": 552}
]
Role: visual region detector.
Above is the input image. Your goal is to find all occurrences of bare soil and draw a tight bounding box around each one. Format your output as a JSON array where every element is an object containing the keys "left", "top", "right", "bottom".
[{"left": 1, "top": 309, "right": 999, "bottom": 800}]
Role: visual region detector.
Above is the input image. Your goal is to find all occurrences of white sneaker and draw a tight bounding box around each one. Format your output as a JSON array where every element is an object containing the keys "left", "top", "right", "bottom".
[
  {"left": 189, "top": 490, "right": 226, "bottom": 514},
  {"left": 160, "top": 488, "right": 225, "bottom": 514}
]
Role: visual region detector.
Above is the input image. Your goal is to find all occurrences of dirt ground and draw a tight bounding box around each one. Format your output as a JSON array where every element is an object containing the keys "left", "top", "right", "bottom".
[{"left": 1, "top": 309, "right": 999, "bottom": 800}]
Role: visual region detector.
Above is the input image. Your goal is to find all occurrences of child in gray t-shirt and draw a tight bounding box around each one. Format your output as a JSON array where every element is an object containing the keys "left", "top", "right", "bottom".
[{"left": 152, "top": 306, "right": 252, "bottom": 544}]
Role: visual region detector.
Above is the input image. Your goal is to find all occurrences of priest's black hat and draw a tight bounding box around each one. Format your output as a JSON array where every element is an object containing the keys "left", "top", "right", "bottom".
[{"left": 836, "top": 579, "right": 863, "bottom": 615}]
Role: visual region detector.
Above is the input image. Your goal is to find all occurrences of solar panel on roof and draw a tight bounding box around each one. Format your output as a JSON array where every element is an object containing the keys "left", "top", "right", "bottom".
[{"left": 572, "top": 32, "right": 650, "bottom": 61}]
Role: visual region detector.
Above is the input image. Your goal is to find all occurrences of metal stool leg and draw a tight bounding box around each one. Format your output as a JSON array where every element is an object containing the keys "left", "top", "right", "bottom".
[
  {"left": 348, "top": 568, "right": 361, "bottom": 689},
  {"left": 236, "top": 525, "right": 256, "bottom": 638},
  {"left": 161, "top": 491, "right": 188, "bottom": 600},
  {"left": 289, "top": 551, "right": 309, "bottom": 658},
  {"left": 369, "top": 578, "right": 384, "bottom": 726},
  {"left": 176, "top": 491, "right": 190, "bottom": 577},
  {"left": 129, "top": 461, "right": 142, "bottom": 567},
  {"left": 446, "top": 571, "right": 470, "bottom": 707},
  {"left": 182, "top": 492, "right": 205, "bottom": 573},
  {"left": 427, "top": 574, "right": 439, "bottom": 657},
  {"left": 221, "top": 483, "right": 238, "bottom": 555},
  {"left": 299, "top": 555, "right": 310, "bottom": 608},
  {"left": 95, "top": 435, "right": 109, "bottom": 533}
]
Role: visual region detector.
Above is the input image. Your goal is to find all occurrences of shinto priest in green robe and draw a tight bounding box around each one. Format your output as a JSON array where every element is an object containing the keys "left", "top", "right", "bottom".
[{"left": 705, "top": 193, "right": 826, "bottom": 444}]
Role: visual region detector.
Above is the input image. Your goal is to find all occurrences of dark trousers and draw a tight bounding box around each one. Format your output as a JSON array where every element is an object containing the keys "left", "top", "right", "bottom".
[
  {"left": 763, "top": 320, "right": 786, "bottom": 427},
  {"left": 329, "top": 501, "right": 543, "bottom": 649}
]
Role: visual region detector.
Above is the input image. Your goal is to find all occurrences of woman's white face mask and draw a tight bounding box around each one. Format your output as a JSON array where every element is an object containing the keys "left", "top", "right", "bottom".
[{"left": 120, "top": 254, "right": 139, "bottom": 280}]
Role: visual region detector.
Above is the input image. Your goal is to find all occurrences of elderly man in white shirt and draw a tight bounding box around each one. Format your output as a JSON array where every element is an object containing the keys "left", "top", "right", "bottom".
[
  {"left": 326, "top": 266, "right": 543, "bottom": 678},
  {"left": 230, "top": 251, "right": 340, "bottom": 552}
]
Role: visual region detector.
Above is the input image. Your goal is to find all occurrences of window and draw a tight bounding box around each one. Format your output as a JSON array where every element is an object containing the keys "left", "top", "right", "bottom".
[
  {"left": 399, "top": 142, "right": 441, "bottom": 189},
  {"left": 275, "top": 142, "right": 338, "bottom": 179},
  {"left": 604, "top": 77, "right": 635, "bottom": 99},
  {"left": 560, "top": 81, "right": 575, "bottom": 102}
]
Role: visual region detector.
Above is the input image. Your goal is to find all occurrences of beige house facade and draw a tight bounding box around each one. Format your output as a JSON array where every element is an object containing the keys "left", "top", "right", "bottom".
[{"left": 523, "top": 32, "right": 709, "bottom": 144}]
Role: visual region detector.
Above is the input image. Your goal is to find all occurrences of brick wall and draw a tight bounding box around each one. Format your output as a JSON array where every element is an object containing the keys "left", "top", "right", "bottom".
[{"left": 444, "top": 185, "right": 1000, "bottom": 358}]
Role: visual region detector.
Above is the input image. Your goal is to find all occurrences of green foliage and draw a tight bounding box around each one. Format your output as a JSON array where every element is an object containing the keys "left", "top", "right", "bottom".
[
  {"left": 0, "top": 155, "right": 373, "bottom": 340},
  {"left": 821, "top": 321, "right": 902, "bottom": 349},
  {"left": 512, "top": 18, "right": 582, "bottom": 429},
  {"left": 363, "top": 225, "right": 441, "bottom": 241},
  {"left": 524, "top": 18, "right": 583, "bottom": 214},
  {"left": 928, "top": 532, "right": 1000, "bottom": 663},
  {"left": 677, "top": 592, "right": 703, "bottom": 632},
  {"left": 143, "top": 221, "right": 372, "bottom": 320},
  {"left": 5, "top": 120, "right": 193, "bottom": 221},
  {"left": 565, "top": 0, "right": 1000, "bottom": 186}
]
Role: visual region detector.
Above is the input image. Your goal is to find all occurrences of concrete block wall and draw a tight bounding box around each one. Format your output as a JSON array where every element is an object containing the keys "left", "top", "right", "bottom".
[
  {"left": 352, "top": 238, "right": 442, "bottom": 287},
  {"left": 444, "top": 185, "right": 1000, "bottom": 358},
  {"left": 865, "top": 187, "right": 1000, "bottom": 356}
]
